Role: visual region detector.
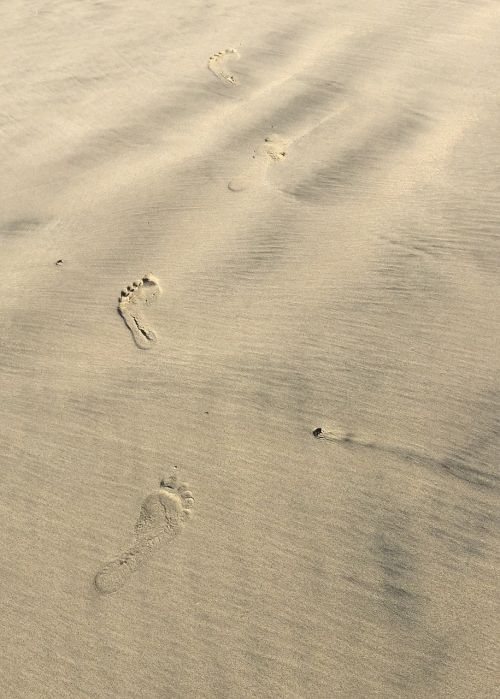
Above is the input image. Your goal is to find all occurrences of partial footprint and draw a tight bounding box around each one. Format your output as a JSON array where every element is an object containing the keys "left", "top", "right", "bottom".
[
  {"left": 228, "top": 135, "right": 288, "bottom": 192},
  {"left": 118, "top": 273, "right": 161, "bottom": 350},
  {"left": 94, "top": 476, "right": 194, "bottom": 594},
  {"left": 208, "top": 48, "right": 240, "bottom": 86}
]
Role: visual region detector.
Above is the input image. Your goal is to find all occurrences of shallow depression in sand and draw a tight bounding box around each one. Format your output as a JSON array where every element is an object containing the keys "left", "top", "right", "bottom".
[
  {"left": 94, "top": 477, "right": 194, "bottom": 594},
  {"left": 207, "top": 48, "right": 240, "bottom": 86},
  {"left": 228, "top": 134, "right": 288, "bottom": 192},
  {"left": 118, "top": 273, "right": 162, "bottom": 349}
]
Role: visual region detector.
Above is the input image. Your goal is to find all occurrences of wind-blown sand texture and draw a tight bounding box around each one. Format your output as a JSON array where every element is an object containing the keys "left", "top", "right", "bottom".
[{"left": 1, "top": 1, "right": 499, "bottom": 698}]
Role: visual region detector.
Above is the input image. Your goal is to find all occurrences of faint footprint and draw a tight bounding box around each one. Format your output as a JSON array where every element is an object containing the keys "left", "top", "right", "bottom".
[
  {"left": 228, "top": 135, "right": 288, "bottom": 192},
  {"left": 208, "top": 48, "right": 240, "bottom": 86},
  {"left": 94, "top": 476, "right": 194, "bottom": 594},
  {"left": 118, "top": 273, "right": 161, "bottom": 350}
]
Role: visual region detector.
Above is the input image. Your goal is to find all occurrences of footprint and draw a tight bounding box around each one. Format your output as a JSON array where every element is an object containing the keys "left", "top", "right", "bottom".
[
  {"left": 207, "top": 48, "right": 240, "bottom": 86},
  {"left": 118, "top": 273, "right": 161, "bottom": 350},
  {"left": 228, "top": 135, "right": 288, "bottom": 192},
  {"left": 94, "top": 476, "right": 194, "bottom": 595}
]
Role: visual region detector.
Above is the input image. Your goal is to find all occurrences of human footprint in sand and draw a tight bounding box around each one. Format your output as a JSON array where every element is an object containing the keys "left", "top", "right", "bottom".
[
  {"left": 118, "top": 273, "right": 161, "bottom": 349},
  {"left": 94, "top": 476, "right": 194, "bottom": 594},
  {"left": 208, "top": 48, "right": 240, "bottom": 86},
  {"left": 228, "top": 134, "right": 288, "bottom": 192}
]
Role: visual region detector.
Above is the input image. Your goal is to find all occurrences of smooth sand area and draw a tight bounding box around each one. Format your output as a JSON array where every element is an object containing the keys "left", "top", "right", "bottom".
[{"left": 1, "top": 1, "right": 499, "bottom": 697}]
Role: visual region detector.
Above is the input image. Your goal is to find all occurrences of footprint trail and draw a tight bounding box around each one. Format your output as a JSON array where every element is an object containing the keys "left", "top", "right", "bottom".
[
  {"left": 208, "top": 48, "right": 240, "bottom": 86},
  {"left": 118, "top": 273, "right": 161, "bottom": 349},
  {"left": 228, "top": 134, "right": 288, "bottom": 192},
  {"left": 94, "top": 477, "right": 194, "bottom": 594}
]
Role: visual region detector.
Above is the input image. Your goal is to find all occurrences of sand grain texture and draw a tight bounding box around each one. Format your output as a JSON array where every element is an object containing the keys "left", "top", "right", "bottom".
[{"left": 1, "top": 1, "right": 499, "bottom": 697}]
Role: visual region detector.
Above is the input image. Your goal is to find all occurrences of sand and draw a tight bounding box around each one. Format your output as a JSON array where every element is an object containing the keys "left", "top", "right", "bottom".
[{"left": 1, "top": 1, "right": 499, "bottom": 697}]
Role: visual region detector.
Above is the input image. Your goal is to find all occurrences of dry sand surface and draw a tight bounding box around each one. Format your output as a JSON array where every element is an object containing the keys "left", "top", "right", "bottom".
[{"left": 1, "top": 1, "right": 499, "bottom": 697}]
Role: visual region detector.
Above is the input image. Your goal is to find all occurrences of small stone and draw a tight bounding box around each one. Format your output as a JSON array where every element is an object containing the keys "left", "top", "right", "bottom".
[{"left": 312, "top": 427, "right": 323, "bottom": 438}]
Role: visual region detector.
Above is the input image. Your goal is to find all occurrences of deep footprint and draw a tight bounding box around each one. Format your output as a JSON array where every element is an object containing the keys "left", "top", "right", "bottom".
[
  {"left": 94, "top": 476, "right": 194, "bottom": 594},
  {"left": 228, "top": 135, "right": 288, "bottom": 192},
  {"left": 118, "top": 273, "right": 161, "bottom": 349},
  {"left": 207, "top": 48, "right": 240, "bottom": 86}
]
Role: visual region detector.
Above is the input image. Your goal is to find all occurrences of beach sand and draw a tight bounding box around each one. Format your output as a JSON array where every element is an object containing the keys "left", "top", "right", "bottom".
[{"left": 0, "top": 1, "right": 499, "bottom": 697}]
